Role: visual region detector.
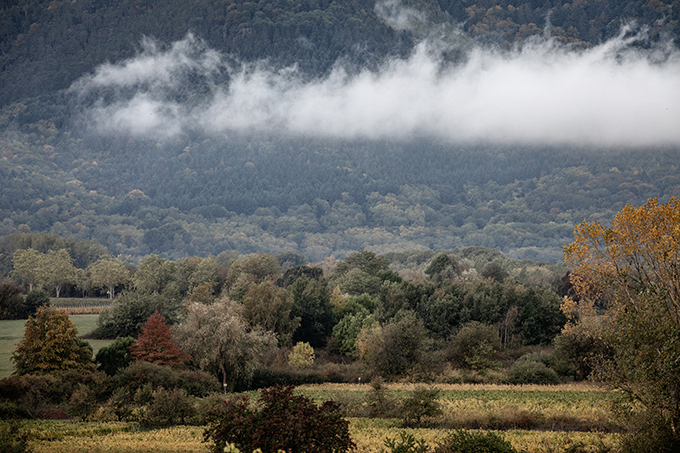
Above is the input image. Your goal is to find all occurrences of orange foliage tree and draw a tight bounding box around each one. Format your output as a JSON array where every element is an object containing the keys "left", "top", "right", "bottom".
[
  {"left": 12, "top": 305, "right": 96, "bottom": 375},
  {"left": 130, "top": 311, "right": 190, "bottom": 368},
  {"left": 563, "top": 196, "right": 680, "bottom": 452}
]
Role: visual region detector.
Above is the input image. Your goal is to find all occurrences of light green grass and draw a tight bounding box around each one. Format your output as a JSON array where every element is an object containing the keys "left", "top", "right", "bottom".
[{"left": 0, "top": 314, "right": 111, "bottom": 379}]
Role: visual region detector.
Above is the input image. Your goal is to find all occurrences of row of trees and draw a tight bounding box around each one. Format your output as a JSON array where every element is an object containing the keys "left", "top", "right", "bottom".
[
  {"left": 11, "top": 249, "right": 130, "bottom": 298},
  {"left": 4, "top": 240, "right": 570, "bottom": 388}
]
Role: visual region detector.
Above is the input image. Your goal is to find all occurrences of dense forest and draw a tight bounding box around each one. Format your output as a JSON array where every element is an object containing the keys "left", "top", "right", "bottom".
[
  {"left": 1, "top": 0, "right": 680, "bottom": 262},
  {"left": 2, "top": 0, "right": 679, "bottom": 104}
]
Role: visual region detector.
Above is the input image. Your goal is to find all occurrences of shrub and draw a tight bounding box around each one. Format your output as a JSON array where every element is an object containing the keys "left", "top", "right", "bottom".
[
  {"left": 384, "top": 432, "right": 429, "bottom": 453},
  {"left": 0, "top": 421, "right": 32, "bottom": 453},
  {"left": 506, "top": 360, "right": 560, "bottom": 385},
  {"left": 365, "top": 380, "right": 398, "bottom": 418},
  {"left": 204, "top": 385, "right": 355, "bottom": 453},
  {"left": 145, "top": 387, "right": 196, "bottom": 427},
  {"left": 400, "top": 386, "right": 442, "bottom": 428},
  {"left": 107, "top": 387, "right": 133, "bottom": 421},
  {"left": 117, "top": 361, "right": 178, "bottom": 394},
  {"left": 95, "top": 336, "right": 135, "bottom": 376},
  {"left": 176, "top": 369, "right": 221, "bottom": 397},
  {"left": 0, "top": 283, "right": 25, "bottom": 320},
  {"left": 433, "top": 430, "right": 517, "bottom": 453},
  {"left": 67, "top": 384, "right": 97, "bottom": 420}
]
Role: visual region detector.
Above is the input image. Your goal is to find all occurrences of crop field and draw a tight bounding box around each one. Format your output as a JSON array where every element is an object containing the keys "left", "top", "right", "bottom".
[
  {"left": 0, "top": 313, "right": 111, "bottom": 379},
  {"left": 296, "top": 383, "right": 618, "bottom": 432},
  {"left": 19, "top": 418, "right": 620, "bottom": 453},
  {"left": 49, "top": 298, "right": 112, "bottom": 314},
  {"left": 8, "top": 383, "right": 621, "bottom": 453}
]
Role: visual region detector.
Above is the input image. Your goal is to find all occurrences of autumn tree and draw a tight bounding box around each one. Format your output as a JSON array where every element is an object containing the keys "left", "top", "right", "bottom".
[
  {"left": 563, "top": 196, "right": 680, "bottom": 453},
  {"left": 174, "top": 298, "right": 276, "bottom": 392},
  {"left": 288, "top": 341, "right": 315, "bottom": 369},
  {"left": 130, "top": 311, "right": 190, "bottom": 367},
  {"left": 12, "top": 305, "right": 96, "bottom": 375}
]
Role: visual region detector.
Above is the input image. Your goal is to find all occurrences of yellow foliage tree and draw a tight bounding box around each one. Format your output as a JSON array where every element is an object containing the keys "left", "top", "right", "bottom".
[
  {"left": 288, "top": 342, "right": 315, "bottom": 369},
  {"left": 563, "top": 196, "right": 680, "bottom": 452},
  {"left": 12, "top": 306, "right": 96, "bottom": 375}
]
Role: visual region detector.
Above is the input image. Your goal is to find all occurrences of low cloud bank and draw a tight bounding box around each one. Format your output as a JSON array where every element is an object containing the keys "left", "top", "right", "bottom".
[{"left": 71, "top": 28, "right": 680, "bottom": 147}]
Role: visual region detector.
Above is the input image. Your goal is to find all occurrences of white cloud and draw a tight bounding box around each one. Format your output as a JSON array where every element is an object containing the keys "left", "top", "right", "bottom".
[{"left": 72, "top": 29, "right": 680, "bottom": 147}]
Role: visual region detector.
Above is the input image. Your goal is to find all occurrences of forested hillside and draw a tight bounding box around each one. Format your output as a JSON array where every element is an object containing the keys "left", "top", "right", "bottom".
[
  {"left": 2, "top": 0, "right": 679, "bottom": 104},
  {"left": 1, "top": 0, "right": 680, "bottom": 262}
]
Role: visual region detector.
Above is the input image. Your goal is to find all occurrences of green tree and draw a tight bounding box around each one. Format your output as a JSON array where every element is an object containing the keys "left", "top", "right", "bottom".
[
  {"left": 93, "top": 291, "right": 182, "bottom": 339},
  {"left": 447, "top": 321, "right": 501, "bottom": 371},
  {"left": 12, "top": 305, "right": 96, "bottom": 375},
  {"left": 563, "top": 197, "right": 680, "bottom": 452},
  {"left": 336, "top": 250, "right": 390, "bottom": 277},
  {"left": 177, "top": 256, "right": 221, "bottom": 295},
  {"left": 174, "top": 298, "right": 276, "bottom": 392},
  {"left": 42, "top": 249, "right": 76, "bottom": 298},
  {"left": 11, "top": 248, "right": 44, "bottom": 292},
  {"left": 333, "top": 308, "right": 375, "bottom": 356},
  {"left": 23, "top": 289, "right": 50, "bottom": 317},
  {"left": 290, "top": 276, "right": 335, "bottom": 348},
  {"left": 133, "top": 255, "right": 177, "bottom": 294},
  {"left": 357, "top": 311, "right": 432, "bottom": 379},
  {"left": 95, "top": 336, "right": 135, "bottom": 376},
  {"left": 242, "top": 281, "right": 300, "bottom": 347},
  {"left": 0, "top": 283, "right": 25, "bottom": 320},
  {"left": 89, "top": 258, "right": 132, "bottom": 299}
]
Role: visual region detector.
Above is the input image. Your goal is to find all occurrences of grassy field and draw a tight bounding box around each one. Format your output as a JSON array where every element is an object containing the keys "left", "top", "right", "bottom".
[{"left": 0, "top": 313, "right": 111, "bottom": 379}]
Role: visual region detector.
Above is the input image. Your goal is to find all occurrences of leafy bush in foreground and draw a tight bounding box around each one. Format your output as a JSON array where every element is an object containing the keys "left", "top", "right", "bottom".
[{"left": 204, "top": 385, "right": 355, "bottom": 453}]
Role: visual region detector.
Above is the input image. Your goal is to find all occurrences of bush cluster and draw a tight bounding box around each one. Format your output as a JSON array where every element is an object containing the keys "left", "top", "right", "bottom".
[{"left": 204, "top": 385, "right": 355, "bottom": 453}]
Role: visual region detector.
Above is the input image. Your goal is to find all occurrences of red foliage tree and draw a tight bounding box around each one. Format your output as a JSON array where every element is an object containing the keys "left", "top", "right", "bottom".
[{"left": 130, "top": 311, "right": 190, "bottom": 368}]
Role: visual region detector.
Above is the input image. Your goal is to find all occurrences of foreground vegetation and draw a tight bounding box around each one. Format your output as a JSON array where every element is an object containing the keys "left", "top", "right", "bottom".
[
  {"left": 17, "top": 421, "right": 621, "bottom": 453},
  {"left": 3, "top": 383, "right": 621, "bottom": 453}
]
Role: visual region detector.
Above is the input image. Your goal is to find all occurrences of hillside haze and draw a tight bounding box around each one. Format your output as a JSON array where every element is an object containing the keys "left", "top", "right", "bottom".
[{"left": 1, "top": 0, "right": 680, "bottom": 263}]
